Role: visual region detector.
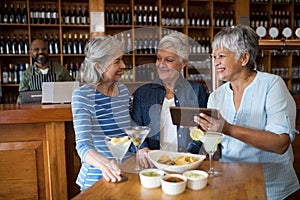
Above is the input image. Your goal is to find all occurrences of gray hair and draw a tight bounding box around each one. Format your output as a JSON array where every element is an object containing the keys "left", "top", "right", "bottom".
[
  {"left": 212, "top": 24, "right": 259, "bottom": 70},
  {"left": 158, "top": 31, "right": 189, "bottom": 61},
  {"left": 80, "top": 35, "right": 123, "bottom": 85}
]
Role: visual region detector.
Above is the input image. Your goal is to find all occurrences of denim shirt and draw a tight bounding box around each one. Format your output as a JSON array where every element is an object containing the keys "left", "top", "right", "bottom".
[{"left": 130, "top": 75, "right": 209, "bottom": 153}]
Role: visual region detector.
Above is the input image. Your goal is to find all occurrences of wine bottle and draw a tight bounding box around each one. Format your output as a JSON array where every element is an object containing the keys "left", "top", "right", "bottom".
[
  {"left": 73, "top": 33, "right": 78, "bottom": 54},
  {"left": 105, "top": 7, "right": 110, "bottom": 25},
  {"left": 54, "top": 33, "right": 60, "bottom": 54},
  {"left": 0, "top": 34, "right": 5, "bottom": 54},
  {"left": 133, "top": 6, "right": 137, "bottom": 25},
  {"left": 0, "top": 4, "right": 2, "bottom": 23},
  {"left": 138, "top": 5, "right": 143, "bottom": 25},
  {"left": 114, "top": 6, "right": 120, "bottom": 25},
  {"left": 2, "top": 66, "right": 9, "bottom": 84},
  {"left": 110, "top": 6, "right": 115, "bottom": 25},
  {"left": 21, "top": 3, "right": 28, "bottom": 24},
  {"left": 44, "top": 34, "right": 49, "bottom": 51},
  {"left": 67, "top": 33, "right": 72, "bottom": 54},
  {"left": 61, "top": 5, "right": 66, "bottom": 24},
  {"left": 77, "top": 5, "right": 83, "bottom": 24},
  {"left": 24, "top": 34, "right": 29, "bottom": 54},
  {"left": 46, "top": 4, "right": 51, "bottom": 24},
  {"left": 70, "top": 5, "right": 77, "bottom": 24},
  {"left": 154, "top": 6, "right": 158, "bottom": 26},
  {"left": 17, "top": 34, "right": 24, "bottom": 54},
  {"left": 15, "top": 3, "right": 21, "bottom": 24},
  {"left": 52, "top": 5, "right": 58, "bottom": 24},
  {"left": 120, "top": 7, "right": 125, "bottom": 25},
  {"left": 62, "top": 33, "right": 67, "bottom": 54},
  {"left": 19, "top": 64, "right": 25, "bottom": 83},
  {"left": 65, "top": 5, "right": 72, "bottom": 24},
  {"left": 83, "top": 5, "right": 89, "bottom": 24},
  {"left": 3, "top": 3, "right": 9, "bottom": 23},
  {"left": 125, "top": 6, "right": 131, "bottom": 25},
  {"left": 143, "top": 6, "right": 148, "bottom": 26},
  {"left": 35, "top": 4, "right": 40, "bottom": 24},
  {"left": 30, "top": 4, "right": 35, "bottom": 24},
  {"left": 12, "top": 34, "right": 18, "bottom": 54},
  {"left": 148, "top": 6, "right": 153, "bottom": 26},
  {"left": 40, "top": 4, "right": 46, "bottom": 24},
  {"left": 48, "top": 33, "right": 54, "bottom": 54},
  {"left": 9, "top": 3, "right": 15, "bottom": 23},
  {"left": 78, "top": 33, "right": 84, "bottom": 54}
]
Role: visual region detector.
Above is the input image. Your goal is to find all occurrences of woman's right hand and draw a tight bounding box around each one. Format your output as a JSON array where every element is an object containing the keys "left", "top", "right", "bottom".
[{"left": 100, "top": 159, "right": 123, "bottom": 183}]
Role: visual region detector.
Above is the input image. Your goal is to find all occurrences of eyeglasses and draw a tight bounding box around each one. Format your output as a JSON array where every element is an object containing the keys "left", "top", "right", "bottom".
[{"left": 32, "top": 47, "right": 47, "bottom": 52}]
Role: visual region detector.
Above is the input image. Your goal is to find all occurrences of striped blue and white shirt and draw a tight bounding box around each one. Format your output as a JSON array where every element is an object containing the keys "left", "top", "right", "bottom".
[
  {"left": 209, "top": 71, "right": 299, "bottom": 200},
  {"left": 71, "top": 82, "right": 131, "bottom": 190}
]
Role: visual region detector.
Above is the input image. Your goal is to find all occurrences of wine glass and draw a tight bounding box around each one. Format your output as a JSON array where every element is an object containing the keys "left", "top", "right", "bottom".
[
  {"left": 104, "top": 135, "right": 131, "bottom": 167},
  {"left": 125, "top": 126, "right": 151, "bottom": 173},
  {"left": 198, "top": 132, "right": 224, "bottom": 177}
]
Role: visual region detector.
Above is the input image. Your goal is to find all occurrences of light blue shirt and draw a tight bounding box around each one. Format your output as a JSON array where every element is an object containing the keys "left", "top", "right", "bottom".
[
  {"left": 208, "top": 71, "right": 299, "bottom": 200},
  {"left": 71, "top": 83, "right": 131, "bottom": 191}
]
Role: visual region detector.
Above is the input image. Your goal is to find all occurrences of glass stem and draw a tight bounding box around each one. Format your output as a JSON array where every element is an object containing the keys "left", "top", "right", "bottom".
[
  {"left": 209, "top": 152, "right": 214, "bottom": 172},
  {"left": 135, "top": 148, "right": 139, "bottom": 169}
]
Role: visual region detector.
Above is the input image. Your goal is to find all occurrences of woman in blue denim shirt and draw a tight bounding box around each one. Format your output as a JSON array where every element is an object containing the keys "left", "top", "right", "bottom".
[{"left": 130, "top": 32, "right": 209, "bottom": 168}]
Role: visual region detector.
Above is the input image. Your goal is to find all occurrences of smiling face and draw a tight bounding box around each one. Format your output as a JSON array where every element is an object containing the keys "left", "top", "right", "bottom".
[
  {"left": 156, "top": 49, "right": 186, "bottom": 85},
  {"left": 101, "top": 54, "right": 126, "bottom": 83},
  {"left": 30, "top": 39, "right": 49, "bottom": 66},
  {"left": 211, "top": 48, "right": 249, "bottom": 83}
]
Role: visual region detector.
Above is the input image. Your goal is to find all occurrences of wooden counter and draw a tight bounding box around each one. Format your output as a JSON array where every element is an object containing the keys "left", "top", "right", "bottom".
[
  {"left": 0, "top": 104, "right": 79, "bottom": 200},
  {"left": 72, "top": 159, "right": 267, "bottom": 200}
]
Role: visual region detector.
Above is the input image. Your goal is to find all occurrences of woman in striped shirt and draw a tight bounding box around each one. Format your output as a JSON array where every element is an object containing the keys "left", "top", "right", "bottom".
[{"left": 71, "top": 36, "right": 131, "bottom": 191}]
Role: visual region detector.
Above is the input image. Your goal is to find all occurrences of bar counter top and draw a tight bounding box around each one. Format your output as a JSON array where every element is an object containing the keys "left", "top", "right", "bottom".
[
  {"left": 0, "top": 103, "right": 73, "bottom": 124},
  {"left": 72, "top": 158, "right": 267, "bottom": 200}
]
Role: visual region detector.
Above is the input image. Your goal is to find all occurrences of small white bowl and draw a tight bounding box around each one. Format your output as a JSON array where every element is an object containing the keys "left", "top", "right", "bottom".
[
  {"left": 183, "top": 170, "right": 208, "bottom": 190},
  {"left": 139, "top": 168, "right": 166, "bottom": 189},
  {"left": 161, "top": 174, "right": 187, "bottom": 195}
]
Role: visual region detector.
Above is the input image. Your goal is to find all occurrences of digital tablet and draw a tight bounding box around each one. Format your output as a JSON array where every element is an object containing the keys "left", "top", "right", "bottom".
[{"left": 170, "top": 106, "right": 219, "bottom": 126}]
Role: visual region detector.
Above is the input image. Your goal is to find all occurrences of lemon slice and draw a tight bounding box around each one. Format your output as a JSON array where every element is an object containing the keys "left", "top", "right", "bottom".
[
  {"left": 190, "top": 128, "right": 204, "bottom": 141},
  {"left": 111, "top": 136, "right": 129, "bottom": 145}
]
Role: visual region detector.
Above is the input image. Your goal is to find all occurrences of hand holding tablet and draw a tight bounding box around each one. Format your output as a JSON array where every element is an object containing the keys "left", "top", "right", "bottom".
[{"left": 170, "top": 106, "right": 219, "bottom": 127}]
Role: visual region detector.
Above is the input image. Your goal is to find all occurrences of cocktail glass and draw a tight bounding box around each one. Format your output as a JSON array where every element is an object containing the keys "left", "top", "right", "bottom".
[
  {"left": 198, "top": 132, "right": 224, "bottom": 177},
  {"left": 104, "top": 136, "right": 131, "bottom": 167},
  {"left": 125, "top": 126, "right": 151, "bottom": 173}
]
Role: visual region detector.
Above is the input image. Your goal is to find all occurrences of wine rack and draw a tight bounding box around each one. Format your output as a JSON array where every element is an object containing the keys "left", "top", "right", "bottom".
[
  {"left": 0, "top": 0, "right": 300, "bottom": 99},
  {"left": 0, "top": 0, "right": 89, "bottom": 104},
  {"left": 250, "top": 0, "right": 300, "bottom": 95}
]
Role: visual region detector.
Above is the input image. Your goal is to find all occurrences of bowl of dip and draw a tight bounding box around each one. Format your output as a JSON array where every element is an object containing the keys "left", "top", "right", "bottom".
[
  {"left": 161, "top": 174, "right": 187, "bottom": 195},
  {"left": 183, "top": 170, "right": 208, "bottom": 190},
  {"left": 139, "top": 168, "right": 166, "bottom": 189}
]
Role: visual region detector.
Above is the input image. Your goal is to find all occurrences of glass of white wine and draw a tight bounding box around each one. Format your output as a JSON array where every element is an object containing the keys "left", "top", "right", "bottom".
[
  {"left": 198, "top": 132, "right": 224, "bottom": 177},
  {"left": 125, "top": 126, "right": 151, "bottom": 173}
]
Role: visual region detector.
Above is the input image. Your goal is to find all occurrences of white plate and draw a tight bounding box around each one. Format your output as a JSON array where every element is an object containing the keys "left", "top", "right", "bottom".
[
  {"left": 269, "top": 27, "right": 279, "bottom": 39},
  {"left": 148, "top": 150, "right": 206, "bottom": 173},
  {"left": 282, "top": 27, "right": 292, "bottom": 38},
  {"left": 256, "top": 26, "right": 266, "bottom": 38}
]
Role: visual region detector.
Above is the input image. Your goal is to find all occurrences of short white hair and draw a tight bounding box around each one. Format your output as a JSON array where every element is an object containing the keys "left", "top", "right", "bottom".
[{"left": 158, "top": 32, "right": 189, "bottom": 61}]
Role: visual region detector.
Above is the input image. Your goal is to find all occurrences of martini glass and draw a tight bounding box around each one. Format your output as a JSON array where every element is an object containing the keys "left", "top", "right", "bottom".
[
  {"left": 198, "top": 132, "right": 224, "bottom": 177},
  {"left": 125, "top": 126, "right": 151, "bottom": 173},
  {"left": 104, "top": 136, "right": 131, "bottom": 167}
]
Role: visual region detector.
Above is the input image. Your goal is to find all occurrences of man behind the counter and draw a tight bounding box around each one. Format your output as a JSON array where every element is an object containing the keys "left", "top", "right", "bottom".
[{"left": 18, "top": 39, "right": 73, "bottom": 103}]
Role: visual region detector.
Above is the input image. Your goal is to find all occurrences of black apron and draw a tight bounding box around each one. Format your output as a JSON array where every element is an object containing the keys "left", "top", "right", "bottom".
[{"left": 29, "top": 61, "right": 56, "bottom": 91}]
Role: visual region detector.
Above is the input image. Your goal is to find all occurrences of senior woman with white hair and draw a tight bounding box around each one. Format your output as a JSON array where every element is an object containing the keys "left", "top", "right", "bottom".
[
  {"left": 71, "top": 36, "right": 131, "bottom": 190},
  {"left": 131, "top": 31, "right": 209, "bottom": 168}
]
